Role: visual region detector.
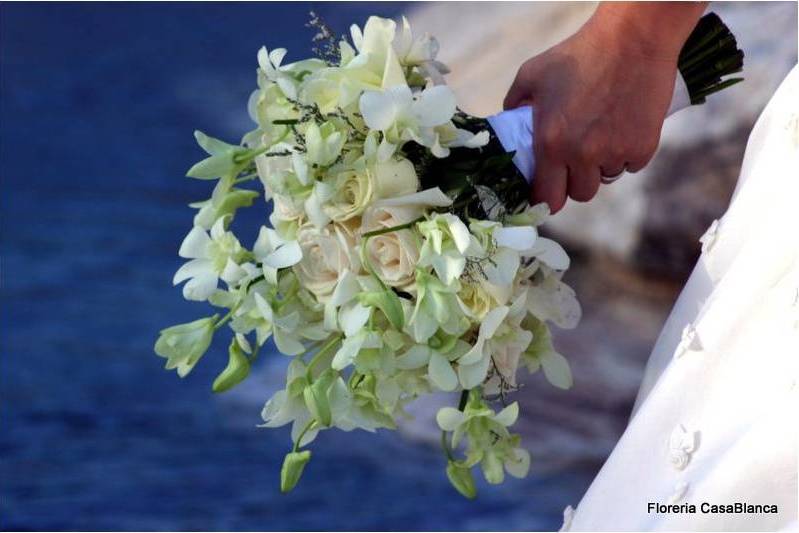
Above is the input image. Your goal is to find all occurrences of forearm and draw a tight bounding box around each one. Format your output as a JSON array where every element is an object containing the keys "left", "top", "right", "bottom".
[{"left": 586, "top": 2, "right": 708, "bottom": 61}]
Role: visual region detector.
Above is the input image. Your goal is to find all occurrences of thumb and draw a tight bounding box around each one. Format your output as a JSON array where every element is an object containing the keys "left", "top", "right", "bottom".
[{"left": 503, "top": 69, "right": 534, "bottom": 110}]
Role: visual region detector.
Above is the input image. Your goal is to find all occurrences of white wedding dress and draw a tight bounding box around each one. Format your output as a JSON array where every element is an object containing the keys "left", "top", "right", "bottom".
[{"left": 563, "top": 65, "right": 799, "bottom": 531}]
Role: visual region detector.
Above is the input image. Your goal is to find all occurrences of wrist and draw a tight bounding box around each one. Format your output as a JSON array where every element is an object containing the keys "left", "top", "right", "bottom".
[{"left": 585, "top": 2, "right": 707, "bottom": 62}]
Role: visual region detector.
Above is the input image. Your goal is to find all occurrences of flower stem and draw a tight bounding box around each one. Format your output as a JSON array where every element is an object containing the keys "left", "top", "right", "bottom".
[
  {"left": 293, "top": 420, "right": 317, "bottom": 452},
  {"left": 248, "top": 341, "right": 263, "bottom": 363},
  {"left": 441, "top": 430, "right": 455, "bottom": 461},
  {"left": 214, "top": 303, "right": 241, "bottom": 331},
  {"left": 306, "top": 334, "right": 342, "bottom": 378},
  {"left": 233, "top": 173, "right": 258, "bottom": 185},
  {"left": 458, "top": 389, "right": 470, "bottom": 411},
  {"left": 362, "top": 217, "right": 425, "bottom": 238}
]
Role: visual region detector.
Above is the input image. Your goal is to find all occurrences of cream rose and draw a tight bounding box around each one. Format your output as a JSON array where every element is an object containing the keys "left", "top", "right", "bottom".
[
  {"left": 294, "top": 223, "right": 360, "bottom": 302},
  {"left": 323, "top": 169, "right": 374, "bottom": 222},
  {"left": 360, "top": 205, "right": 421, "bottom": 288}
]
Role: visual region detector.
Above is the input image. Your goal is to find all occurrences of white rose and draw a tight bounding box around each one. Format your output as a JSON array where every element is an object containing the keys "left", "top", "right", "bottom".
[
  {"left": 323, "top": 169, "right": 374, "bottom": 222},
  {"left": 361, "top": 205, "right": 422, "bottom": 288},
  {"left": 374, "top": 157, "right": 419, "bottom": 199},
  {"left": 294, "top": 223, "right": 360, "bottom": 302}
]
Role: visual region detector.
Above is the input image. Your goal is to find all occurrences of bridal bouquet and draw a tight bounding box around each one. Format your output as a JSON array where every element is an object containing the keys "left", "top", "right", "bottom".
[{"left": 156, "top": 13, "right": 742, "bottom": 497}]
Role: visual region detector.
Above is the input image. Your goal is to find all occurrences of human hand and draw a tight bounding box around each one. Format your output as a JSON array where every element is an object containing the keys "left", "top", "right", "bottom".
[{"left": 504, "top": 2, "right": 706, "bottom": 213}]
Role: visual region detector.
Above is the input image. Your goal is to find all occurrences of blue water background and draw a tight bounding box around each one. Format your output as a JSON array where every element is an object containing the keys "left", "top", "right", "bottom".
[{"left": 0, "top": 3, "right": 593, "bottom": 530}]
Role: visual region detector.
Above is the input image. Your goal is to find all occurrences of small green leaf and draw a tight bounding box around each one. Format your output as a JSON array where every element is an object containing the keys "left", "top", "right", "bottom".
[
  {"left": 358, "top": 289, "right": 404, "bottom": 330},
  {"left": 280, "top": 450, "right": 311, "bottom": 493},
  {"left": 212, "top": 339, "right": 251, "bottom": 393}
]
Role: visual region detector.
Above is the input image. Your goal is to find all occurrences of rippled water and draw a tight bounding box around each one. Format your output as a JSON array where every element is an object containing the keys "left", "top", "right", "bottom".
[{"left": 0, "top": 3, "right": 594, "bottom": 530}]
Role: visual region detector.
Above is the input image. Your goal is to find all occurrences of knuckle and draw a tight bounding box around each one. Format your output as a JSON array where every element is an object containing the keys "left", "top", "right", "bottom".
[
  {"left": 607, "top": 144, "right": 626, "bottom": 163},
  {"left": 580, "top": 140, "right": 603, "bottom": 163},
  {"left": 541, "top": 126, "right": 563, "bottom": 152}
]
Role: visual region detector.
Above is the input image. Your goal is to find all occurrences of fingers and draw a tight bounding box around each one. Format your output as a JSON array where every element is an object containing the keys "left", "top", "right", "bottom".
[
  {"left": 531, "top": 110, "right": 568, "bottom": 212},
  {"left": 504, "top": 64, "right": 535, "bottom": 110},
  {"left": 625, "top": 134, "right": 660, "bottom": 173},
  {"left": 567, "top": 164, "right": 601, "bottom": 202},
  {"left": 531, "top": 156, "right": 568, "bottom": 213},
  {"left": 564, "top": 130, "right": 602, "bottom": 202},
  {"left": 600, "top": 161, "right": 626, "bottom": 178}
]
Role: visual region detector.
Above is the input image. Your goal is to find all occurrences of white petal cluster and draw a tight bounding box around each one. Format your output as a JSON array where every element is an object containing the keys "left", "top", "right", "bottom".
[{"left": 156, "top": 15, "right": 581, "bottom": 497}]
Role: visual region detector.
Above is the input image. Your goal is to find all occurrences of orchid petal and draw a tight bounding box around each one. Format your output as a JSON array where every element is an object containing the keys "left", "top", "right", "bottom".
[{"left": 178, "top": 227, "right": 211, "bottom": 259}]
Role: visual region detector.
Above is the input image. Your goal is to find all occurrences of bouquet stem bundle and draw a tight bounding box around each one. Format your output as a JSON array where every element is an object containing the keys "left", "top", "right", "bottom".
[{"left": 679, "top": 13, "right": 744, "bottom": 104}]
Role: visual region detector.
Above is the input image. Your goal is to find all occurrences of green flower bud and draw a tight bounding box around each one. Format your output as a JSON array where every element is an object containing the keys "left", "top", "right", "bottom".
[
  {"left": 154, "top": 315, "right": 218, "bottom": 378},
  {"left": 280, "top": 450, "right": 311, "bottom": 493},
  {"left": 446, "top": 461, "right": 477, "bottom": 499},
  {"left": 212, "top": 339, "right": 251, "bottom": 393}
]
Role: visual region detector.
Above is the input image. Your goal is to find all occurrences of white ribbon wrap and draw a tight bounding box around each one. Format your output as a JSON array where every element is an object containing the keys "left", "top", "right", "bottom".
[{"left": 487, "top": 74, "right": 692, "bottom": 183}]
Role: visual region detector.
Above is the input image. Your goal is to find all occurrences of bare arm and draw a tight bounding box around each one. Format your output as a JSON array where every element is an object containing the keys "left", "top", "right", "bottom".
[{"left": 504, "top": 2, "right": 708, "bottom": 213}]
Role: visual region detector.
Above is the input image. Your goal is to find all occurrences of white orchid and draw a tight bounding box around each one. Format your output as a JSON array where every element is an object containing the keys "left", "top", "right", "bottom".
[
  {"left": 467, "top": 221, "right": 539, "bottom": 288},
  {"left": 173, "top": 218, "right": 250, "bottom": 301},
  {"left": 522, "top": 316, "right": 573, "bottom": 390},
  {"left": 409, "top": 270, "right": 469, "bottom": 343},
  {"left": 260, "top": 359, "right": 320, "bottom": 445},
  {"left": 397, "top": 334, "right": 470, "bottom": 392},
  {"left": 359, "top": 84, "right": 459, "bottom": 158},
  {"left": 436, "top": 394, "right": 530, "bottom": 484},
  {"left": 457, "top": 291, "right": 531, "bottom": 389},
  {"left": 190, "top": 179, "right": 259, "bottom": 230},
  {"left": 525, "top": 273, "right": 582, "bottom": 329},
  {"left": 349, "top": 16, "right": 407, "bottom": 90},
  {"left": 418, "top": 213, "right": 471, "bottom": 285},
  {"left": 253, "top": 226, "right": 302, "bottom": 284},
  {"left": 256, "top": 46, "right": 324, "bottom": 100},
  {"left": 393, "top": 16, "right": 440, "bottom": 67},
  {"left": 229, "top": 281, "right": 275, "bottom": 346}
]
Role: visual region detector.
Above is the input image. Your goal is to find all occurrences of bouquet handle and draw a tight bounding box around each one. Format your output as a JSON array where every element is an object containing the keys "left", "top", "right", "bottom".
[
  {"left": 487, "top": 72, "right": 692, "bottom": 184},
  {"left": 489, "top": 11, "right": 743, "bottom": 184}
]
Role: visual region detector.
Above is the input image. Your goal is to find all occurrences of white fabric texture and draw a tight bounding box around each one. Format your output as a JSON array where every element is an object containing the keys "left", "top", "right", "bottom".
[{"left": 565, "top": 65, "right": 799, "bottom": 532}]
